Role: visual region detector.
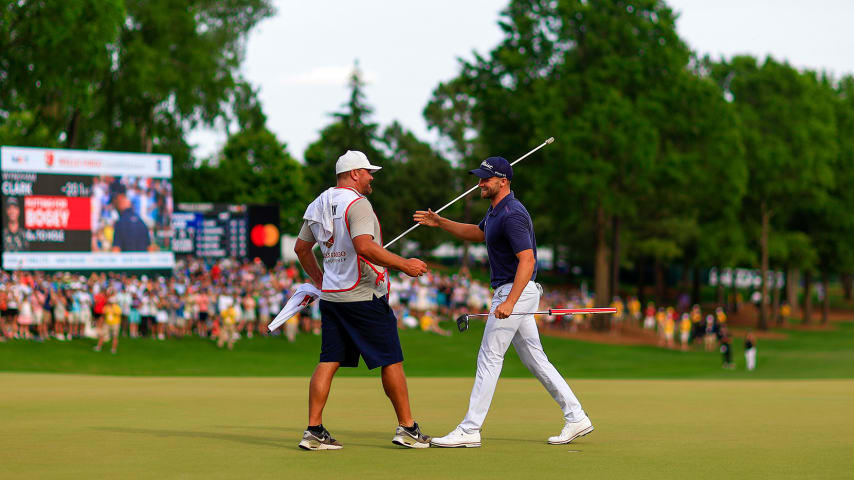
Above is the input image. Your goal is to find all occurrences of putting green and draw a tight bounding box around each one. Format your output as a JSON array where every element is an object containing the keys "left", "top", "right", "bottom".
[{"left": 3, "top": 374, "right": 852, "bottom": 479}]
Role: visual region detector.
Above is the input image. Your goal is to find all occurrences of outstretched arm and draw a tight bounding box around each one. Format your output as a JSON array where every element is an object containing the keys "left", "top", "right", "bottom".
[
  {"left": 352, "top": 235, "right": 427, "bottom": 278},
  {"left": 413, "top": 209, "right": 485, "bottom": 243}
]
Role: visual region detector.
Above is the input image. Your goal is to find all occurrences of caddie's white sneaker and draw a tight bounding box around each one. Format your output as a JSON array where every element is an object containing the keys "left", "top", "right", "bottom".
[
  {"left": 548, "top": 416, "right": 594, "bottom": 445},
  {"left": 430, "top": 426, "right": 481, "bottom": 448}
]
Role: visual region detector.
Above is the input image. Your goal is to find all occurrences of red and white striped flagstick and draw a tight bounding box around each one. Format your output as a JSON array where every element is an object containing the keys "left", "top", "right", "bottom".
[
  {"left": 456, "top": 307, "right": 617, "bottom": 332},
  {"left": 462, "top": 307, "right": 617, "bottom": 318}
]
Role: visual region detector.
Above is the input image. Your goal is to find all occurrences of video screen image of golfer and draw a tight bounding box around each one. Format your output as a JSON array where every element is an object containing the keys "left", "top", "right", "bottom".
[
  {"left": 1, "top": 146, "right": 174, "bottom": 270},
  {"left": 3, "top": 2, "right": 854, "bottom": 479}
]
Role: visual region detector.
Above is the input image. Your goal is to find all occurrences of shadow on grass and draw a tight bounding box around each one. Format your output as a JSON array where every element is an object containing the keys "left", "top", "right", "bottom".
[
  {"left": 482, "top": 436, "right": 548, "bottom": 445},
  {"left": 213, "top": 425, "right": 439, "bottom": 450},
  {"left": 95, "top": 426, "right": 387, "bottom": 449},
  {"left": 94, "top": 426, "right": 285, "bottom": 447},
  {"left": 216, "top": 425, "right": 385, "bottom": 436}
]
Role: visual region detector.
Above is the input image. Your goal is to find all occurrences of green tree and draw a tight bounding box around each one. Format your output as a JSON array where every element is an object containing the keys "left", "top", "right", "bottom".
[
  {"left": 98, "top": 0, "right": 273, "bottom": 155},
  {"left": 429, "top": 0, "right": 695, "bottom": 313},
  {"left": 0, "top": 0, "right": 125, "bottom": 147},
  {"left": 424, "top": 77, "right": 489, "bottom": 266},
  {"left": 1, "top": 0, "right": 273, "bottom": 190},
  {"left": 832, "top": 76, "right": 854, "bottom": 302},
  {"left": 303, "top": 62, "right": 386, "bottom": 199},
  {"left": 373, "top": 121, "right": 456, "bottom": 252},
  {"left": 202, "top": 83, "right": 307, "bottom": 231},
  {"left": 647, "top": 58, "right": 747, "bottom": 304},
  {"left": 713, "top": 57, "right": 836, "bottom": 329},
  {"left": 788, "top": 75, "right": 854, "bottom": 323},
  {"left": 304, "top": 63, "right": 457, "bottom": 249}
]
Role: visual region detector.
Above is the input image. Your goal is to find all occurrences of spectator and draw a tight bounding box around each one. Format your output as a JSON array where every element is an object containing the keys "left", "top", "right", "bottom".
[
  {"left": 257, "top": 293, "right": 270, "bottom": 336},
  {"left": 679, "top": 313, "right": 691, "bottom": 351},
  {"left": 643, "top": 302, "right": 656, "bottom": 330},
  {"left": 704, "top": 315, "right": 717, "bottom": 352},
  {"left": 720, "top": 327, "right": 734, "bottom": 369},
  {"left": 53, "top": 291, "right": 68, "bottom": 341},
  {"left": 628, "top": 296, "right": 641, "bottom": 326},
  {"left": 18, "top": 293, "right": 34, "bottom": 339},
  {"left": 744, "top": 330, "right": 757, "bottom": 371},
  {"left": 285, "top": 311, "right": 298, "bottom": 343},
  {"left": 418, "top": 310, "right": 451, "bottom": 337},
  {"left": 94, "top": 297, "right": 122, "bottom": 354},
  {"left": 140, "top": 290, "right": 155, "bottom": 337},
  {"left": 664, "top": 312, "right": 676, "bottom": 349},
  {"left": 6, "top": 283, "right": 21, "bottom": 338},
  {"left": 128, "top": 293, "right": 141, "bottom": 338},
  {"left": 242, "top": 292, "right": 256, "bottom": 339},
  {"left": 33, "top": 288, "right": 47, "bottom": 341},
  {"left": 155, "top": 295, "right": 169, "bottom": 340},
  {"left": 217, "top": 302, "right": 238, "bottom": 350}
]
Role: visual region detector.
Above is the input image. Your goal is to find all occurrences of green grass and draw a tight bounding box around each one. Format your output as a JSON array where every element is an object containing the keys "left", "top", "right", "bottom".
[
  {"left": 3, "top": 374, "right": 853, "bottom": 479},
  {"left": 2, "top": 320, "right": 854, "bottom": 378}
]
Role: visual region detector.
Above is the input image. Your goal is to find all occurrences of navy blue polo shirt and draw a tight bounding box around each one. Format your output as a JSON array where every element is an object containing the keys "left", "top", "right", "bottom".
[
  {"left": 113, "top": 208, "right": 151, "bottom": 252},
  {"left": 477, "top": 191, "right": 537, "bottom": 288}
]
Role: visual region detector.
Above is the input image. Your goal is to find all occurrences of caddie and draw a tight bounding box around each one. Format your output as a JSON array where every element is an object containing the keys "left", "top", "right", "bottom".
[{"left": 293, "top": 150, "right": 432, "bottom": 450}]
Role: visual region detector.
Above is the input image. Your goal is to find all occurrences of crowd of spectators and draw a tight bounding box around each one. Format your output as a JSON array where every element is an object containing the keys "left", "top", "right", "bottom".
[
  {"left": 0, "top": 259, "right": 503, "bottom": 351},
  {"left": 0, "top": 259, "right": 758, "bottom": 367}
]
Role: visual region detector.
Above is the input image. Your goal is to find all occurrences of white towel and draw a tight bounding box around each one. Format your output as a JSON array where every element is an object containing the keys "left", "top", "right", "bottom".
[
  {"left": 303, "top": 188, "right": 336, "bottom": 243},
  {"left": 268, "top": 283, "right": 321, "bottom": 332}
]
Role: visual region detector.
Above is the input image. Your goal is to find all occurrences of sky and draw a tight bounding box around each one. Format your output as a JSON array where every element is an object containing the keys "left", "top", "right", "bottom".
[{"left": 188, "top": 0, "right": 854, "bottom": 162}]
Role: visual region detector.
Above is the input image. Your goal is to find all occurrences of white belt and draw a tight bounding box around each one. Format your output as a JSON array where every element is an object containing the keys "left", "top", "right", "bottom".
[{"left": 495, "top": 281, "right": 542, "bottom": 295}]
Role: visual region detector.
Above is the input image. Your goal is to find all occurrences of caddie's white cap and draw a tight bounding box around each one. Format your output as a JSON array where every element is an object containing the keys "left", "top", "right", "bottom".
[{"left": 335, "top": 150, "right": 382, "bottom": 174}]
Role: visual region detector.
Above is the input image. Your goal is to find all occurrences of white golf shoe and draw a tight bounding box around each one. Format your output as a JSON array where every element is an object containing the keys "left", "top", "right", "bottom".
[
  {"left": 430, "top": 426, "right": 481, "bottom": 448},
  {"left": 548, "top": 415, "right": 594, "bottom": 444}
]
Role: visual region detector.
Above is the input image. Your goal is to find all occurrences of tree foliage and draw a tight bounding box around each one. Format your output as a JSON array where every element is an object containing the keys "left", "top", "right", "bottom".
[{"left": 193, "top": 83, "right": 308, "bottom": 231}]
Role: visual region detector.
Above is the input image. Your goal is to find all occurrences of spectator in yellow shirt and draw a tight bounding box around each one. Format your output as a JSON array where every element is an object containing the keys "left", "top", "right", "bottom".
[
  {"left": 217, "top": 303, "right": 238, "bottom": 350},
  {"left": 628, "top": 296, "right": 641, "bottom": 325},
  {"left": 679, "top": 314, "right": 692, "bottom": 351},
  {"left": 781, "top": 303, "right": 792, "bottom": 320},
  {"left": 610, "top": 297, "right": 624, "bottom": 333},
  {"left": 285, "top": 313, "right": 298, "bottom": 343},
  {"left": 664, "top": 315, "right": 675, "bottom": 349},
  {"left": 715, "top": 307, "right": 727, "bottom": 324},
  {"left": 419, "top": 311, "right": 450, "bottom": 337},
  {"left": 655, "top": 308, "right": 667, "bottom": 346},
  {"left": 94, "top": 300, "right": 122, "bottom": 354}
]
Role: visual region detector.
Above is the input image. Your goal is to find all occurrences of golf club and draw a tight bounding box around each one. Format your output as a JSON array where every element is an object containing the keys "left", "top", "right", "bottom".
[
  {"left": 456, "top": 307, "right": 618, "bottom": 332},
  {"left": 383, "top": 136, "right": 555, "bottom": 249}
]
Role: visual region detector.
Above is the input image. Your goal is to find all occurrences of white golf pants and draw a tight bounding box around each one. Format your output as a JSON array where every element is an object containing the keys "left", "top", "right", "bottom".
[{"left": 459, "top": 281, "right": 585, "bottom": 432}]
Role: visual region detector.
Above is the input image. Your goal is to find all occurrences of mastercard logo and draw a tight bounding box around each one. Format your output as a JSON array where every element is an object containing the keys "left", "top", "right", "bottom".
[{"left": 250, "top": 224, "right": 279, "bottom": 247}]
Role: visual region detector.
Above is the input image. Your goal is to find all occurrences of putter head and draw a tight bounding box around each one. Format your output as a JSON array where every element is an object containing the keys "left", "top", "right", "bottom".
[{"left": 456, "top": 314, "right": 469, "bottom": 333}]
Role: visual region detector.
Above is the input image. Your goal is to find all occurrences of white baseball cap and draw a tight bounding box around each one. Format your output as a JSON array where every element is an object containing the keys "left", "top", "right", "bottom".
[{"left": 335, "top": 150, "right": 382, "bottom": 174}]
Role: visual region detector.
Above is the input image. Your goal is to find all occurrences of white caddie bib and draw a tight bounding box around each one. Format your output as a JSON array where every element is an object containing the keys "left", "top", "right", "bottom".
[{"left": 310, "top": 187, "right": 386, "bottom": 293}]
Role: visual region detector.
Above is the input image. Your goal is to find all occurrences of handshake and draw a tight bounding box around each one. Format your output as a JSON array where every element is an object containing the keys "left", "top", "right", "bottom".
[{"left": 394, "top": 209, "right": 444, "bottom": 278}]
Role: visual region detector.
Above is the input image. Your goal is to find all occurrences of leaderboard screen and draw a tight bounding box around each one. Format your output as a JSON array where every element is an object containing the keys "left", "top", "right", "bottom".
[
  {"left": 1, "top": 146, "right": 174, "bottom": 270},
  {"left": 173, "top": 203, "right": 280, "bottom": 266},
  {"left": 173, "top": 203, "right": 248, "bottom": 258}
]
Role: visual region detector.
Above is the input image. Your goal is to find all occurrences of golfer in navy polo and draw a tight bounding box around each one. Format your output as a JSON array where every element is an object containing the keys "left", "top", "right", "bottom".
[
  {"left": 110, "top": 182, "right": 151, "bottom": 252},
  {"left": 414, "top": 156, "right": 593, "bottom": 448}
]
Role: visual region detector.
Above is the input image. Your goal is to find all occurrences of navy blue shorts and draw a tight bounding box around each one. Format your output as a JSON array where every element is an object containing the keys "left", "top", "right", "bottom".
[{"left": 319, "top": 295, "right": 403, "bottom": 370}]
